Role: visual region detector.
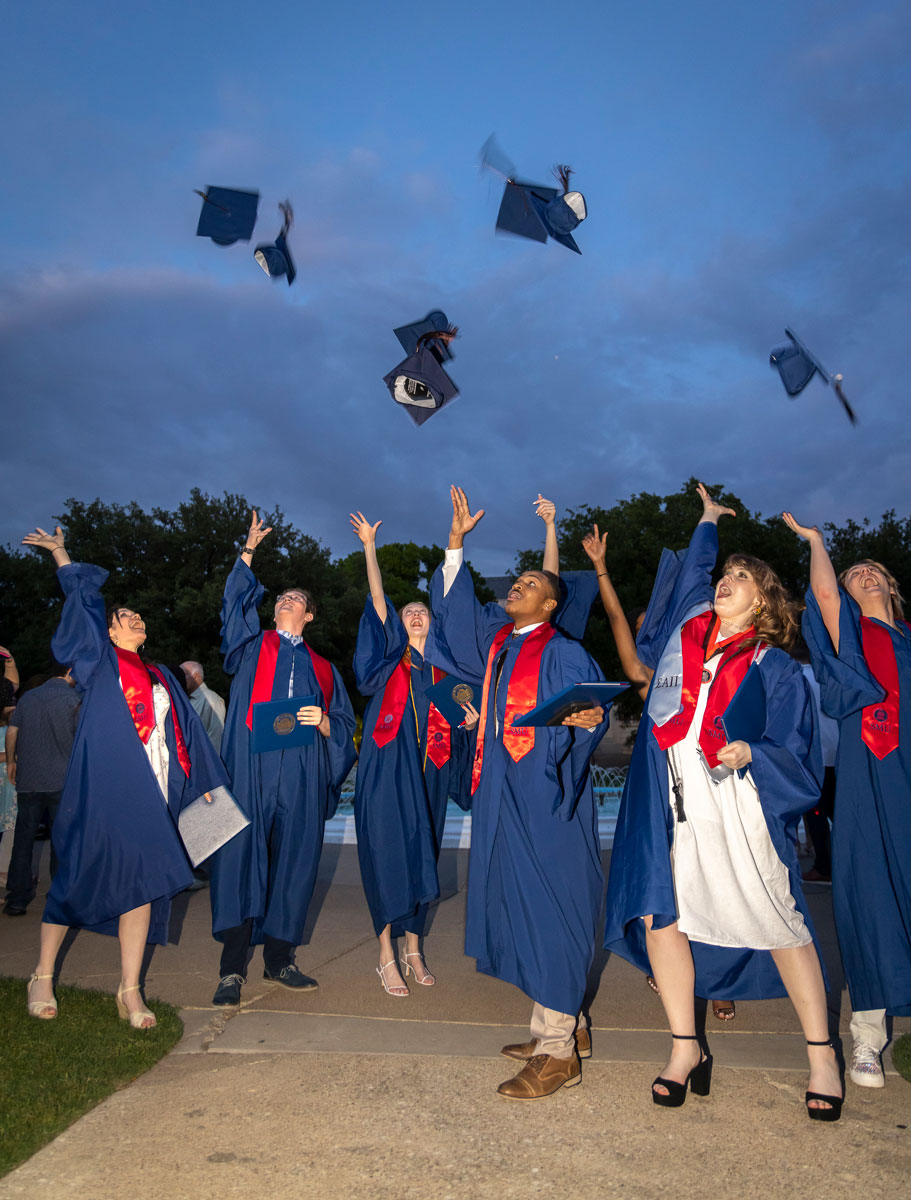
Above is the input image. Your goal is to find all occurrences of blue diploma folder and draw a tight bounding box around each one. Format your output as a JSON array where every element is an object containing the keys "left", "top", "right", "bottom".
[
  {"left": 425, "top": 674, "right": 478, "bottom": 728},
  {"left": 251, "top": 694, "right": 317, "bottom": 753},
  {"left": 720, "top": 665, "right": 767, "bottom": 744},
  {"left": 511, "top": 682, "right": 628, "bottom": 727}
]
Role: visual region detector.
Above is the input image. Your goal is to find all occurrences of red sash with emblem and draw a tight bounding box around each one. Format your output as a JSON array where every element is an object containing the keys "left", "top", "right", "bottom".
[
  {"left": 652, "top": 612, "right": 760, "bottom": 768},
  {"left": 115, "top": 647, "right": 191, "bottom": 777},
  {"left": 471, "top": 623, "right": 555, "bottom": 795},
  {"left": 373, "top": 649, "right": 450, "bottom": 768},
  {"left": 245, "top": 630, "right": 335, "bottom": 730},
  {"left": 860, "top": 617, "right": 903, "bottom": 758}
]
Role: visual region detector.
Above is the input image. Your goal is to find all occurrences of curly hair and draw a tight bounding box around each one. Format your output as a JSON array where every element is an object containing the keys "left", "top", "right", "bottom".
[
  {"left": 721, "top": 555, "right": 801, "bottom": 651},
  {"left": 838, "top": 559, "right": 905, "bottom": 621}
]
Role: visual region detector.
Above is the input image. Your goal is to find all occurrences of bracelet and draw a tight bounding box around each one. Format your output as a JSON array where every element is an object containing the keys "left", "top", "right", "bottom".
[
  {"left": 243, "top": 546, "right": 256, "bottom": 554},
  {"left": 597, "top": 572, "right": 608, "bottom": 578}
]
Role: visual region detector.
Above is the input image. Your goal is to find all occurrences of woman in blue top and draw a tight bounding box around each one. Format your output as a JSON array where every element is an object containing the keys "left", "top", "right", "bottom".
[
  {"left": 21, "top": 525, "right": 229, "bottom": 1028},
  {"left": 349, "top": 512, "right": 477, "bottom": 996},
  {"left": 785, "top": 511, "right": 911, "bottom": 1090}
]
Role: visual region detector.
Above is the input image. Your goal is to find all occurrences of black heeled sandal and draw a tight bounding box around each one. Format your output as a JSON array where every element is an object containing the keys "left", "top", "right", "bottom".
[
  {"left": 652, "top": 1034, "right": 713, "bottom": 1108},
  {"left": 805, "top": 1039, "right": 844, "bottom": 1123}
]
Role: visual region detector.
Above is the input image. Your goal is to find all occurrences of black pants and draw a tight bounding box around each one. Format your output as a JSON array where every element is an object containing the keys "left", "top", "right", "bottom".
[
  {"left": 219, "top": 918, "right": 295, "bottom": 978},
  {"left": 5, "top": 791, "right": 61, "bottom": 909}
]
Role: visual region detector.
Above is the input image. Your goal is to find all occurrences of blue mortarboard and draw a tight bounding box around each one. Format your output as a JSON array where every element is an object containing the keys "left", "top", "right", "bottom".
[
  {"left": 254, "top": 202, "right": 296, "bottom": 285},
  {"left": 383, "top": 326, "right": 459, "bottom": 427},
  {"left": 480, "top": 136, "right": 586, "bottom": 254},
  {"left": 195, "top": 187, "right": 260, "bottom": 246},
  {"left": 770, "top": 327, "right": 856, "bottom": 425},
  {"left": 394, "top": 310, "right": 455, "bottom": 361}
]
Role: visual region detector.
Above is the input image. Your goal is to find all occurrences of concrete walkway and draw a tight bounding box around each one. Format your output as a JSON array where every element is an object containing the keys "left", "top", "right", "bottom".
[{"left": 1, "top": 847, "right": 909, "bottom": 1199}]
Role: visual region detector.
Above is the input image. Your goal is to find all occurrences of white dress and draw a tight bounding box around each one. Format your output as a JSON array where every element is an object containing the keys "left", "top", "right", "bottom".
[
  {"left": 119, "top": 679, "right": 171, "bottom": 801},
  {"left": 669, "top": 657, "right": 810, "bottom": 951}
]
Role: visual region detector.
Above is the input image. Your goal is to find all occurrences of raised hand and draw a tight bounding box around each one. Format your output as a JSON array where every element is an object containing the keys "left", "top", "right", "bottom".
[
  {"left": 245, "top": 509, "right": 272, "bottom": 552},
  {"left": 349, "top": 511, "right": 382, "bottom": 547},
  {"left": 449, "top": 485, "right": 485, "bottom": 548},
  {"left": 782, "top": 511, "right": 822, "bottom": 543},
  {"left": 534, "top": 494, "right": 556, "bottom": 526},
  {"left": 22, "top": 525, "right": 66, "bottom": 554},
  {"left": 696, "top": 482, "right": 736, "bottom": 524},
  {"left": 581, "top": 523, "right": 608, "bottom": 567}
]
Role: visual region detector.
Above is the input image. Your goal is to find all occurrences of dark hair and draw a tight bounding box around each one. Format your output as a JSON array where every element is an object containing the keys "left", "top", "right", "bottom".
[
  {"left": 275, "top": 588, "right": 316, "bottom": 619},
  {"left": 720, "top": 554, "right": 801, "bottom": 651},
  {"left": 48, "top": 658, "right": 71, "bottom": 678},
  {"left": 539, "top": 570, "right": 561, "bottom": 606},
  {"left": 626, "top": 605, "right": 648, "bottom": 631},
  {"left": 105, "top": 604, "right": 148, "bottom": 657}
]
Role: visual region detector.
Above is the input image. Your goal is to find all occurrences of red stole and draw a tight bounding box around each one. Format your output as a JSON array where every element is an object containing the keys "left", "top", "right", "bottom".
[
  {"left": 471, "top": 622, "right": 555, "bottom": 795},
  {"left": 860, "top": 617, "right": 903, "bottom": 758},
  {"left": 115, "top": 647, "right": 191, "bottom": 777},
  {"left": 372, "top": 650, "right": 450, "bottom": 769},
  {"left": 245, "top": 630, "right": 335, "bottom": 730},
  {"left": 652, "top": 612, "right": 759, "bottom": 768}
]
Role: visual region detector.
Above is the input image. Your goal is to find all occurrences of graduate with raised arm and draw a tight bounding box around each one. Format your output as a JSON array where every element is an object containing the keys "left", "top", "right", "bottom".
[
  {"left": 427, "top": 486, "right": 607, "bottom": 1100},
  {"left": 784, "top": 511, "right": 911, "bottom": 1089},
  {"left": 604, "top": 484, "right": 841, "bottom": 1122},
  {"left": 582, "top": 523, "right": 736, "bottom": 1024},
  {"left": 349, "top": 511, "right": 478, "bottom": 998},
  {"left": 209, "top": 511, "right": 356, "bottom": 1007}
]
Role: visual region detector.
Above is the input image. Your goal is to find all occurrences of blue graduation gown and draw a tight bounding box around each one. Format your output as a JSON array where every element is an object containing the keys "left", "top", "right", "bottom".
[
  {"left": 803, "top": 590, "right": 911, "bottom": 1016},
  {"left": 353, "top": 596, "right": 472, "bottom": 936},
  {"left": 45, "top": 563, "right": 230, "bottom": 944},
  {"left": 427, "top": 561, "right": 607, "bottom": 1015},
  {"left": 604, "top": 523, "right": 825, "bottom": 1000},
  {"left": 209, "top": 558, "right": 356, "bottom": 945}
]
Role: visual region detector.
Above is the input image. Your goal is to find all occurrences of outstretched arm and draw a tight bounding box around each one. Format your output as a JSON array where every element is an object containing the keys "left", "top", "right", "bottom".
[
  {"left": 447, "top": 485, "right": 485, "bottom": 551},
  {"left": 582, "top": 523, "right": 652, "bottom": 700},
  {"left": 350, "top": 512, "right": 386, "bottom": 624},
  {"left": 240, "top": 509, "right": 272, "bottom": 567},
  {"left": 783, "top": 512, "right": 841, "bottom": 652},
  {"left": 535, "top": 495, "right": 559, "bottom": 575}
]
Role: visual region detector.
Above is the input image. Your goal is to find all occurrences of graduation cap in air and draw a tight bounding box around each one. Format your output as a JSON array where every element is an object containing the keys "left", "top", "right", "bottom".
[
  {"left": 393, "top": 310, "right": 455, "bottom": 361},
  {"left": 195, "top": 186, "right": 260, "bottom": 246},
  {"left": 770, "top": 327, "right": 856, "bottom": 425},
  {"left": 480, "top": 135, "right": 587, "bottom": 255},
  {"left": 383, "top": 322, "right": 459, "bottom": 427},
  {"left": 254, "top": 202, "right": 296, "bottom": 285}
]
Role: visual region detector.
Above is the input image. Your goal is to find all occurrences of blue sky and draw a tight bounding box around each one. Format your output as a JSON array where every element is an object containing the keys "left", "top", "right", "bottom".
[{"left": 3, "top": 0, "right": 909, "bottom": 573}]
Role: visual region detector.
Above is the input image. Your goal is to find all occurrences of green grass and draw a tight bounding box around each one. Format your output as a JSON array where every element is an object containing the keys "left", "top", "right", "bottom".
[
  {"left": 0, "top": 976, "right": 182, "bottom": 1177},
  {"left": 893, "top": 1033, "right": 911, "bottom": 1084}
]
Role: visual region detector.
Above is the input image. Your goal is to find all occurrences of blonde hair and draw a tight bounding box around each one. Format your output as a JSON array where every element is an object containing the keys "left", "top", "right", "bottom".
[
  {"left": 721, "top": 554, "right": 801, "bottom": 651},
  {"left": 838, "top": 560, "right": 905, "bottom": 621}
]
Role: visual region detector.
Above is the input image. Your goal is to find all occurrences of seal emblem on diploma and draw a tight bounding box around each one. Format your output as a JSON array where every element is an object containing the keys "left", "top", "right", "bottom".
[
  {"left": 452, "top": 683, "right": 474, "bottom": 706},
  {"left": 272, "top": 712, "right": 296, "bottom": 735}
]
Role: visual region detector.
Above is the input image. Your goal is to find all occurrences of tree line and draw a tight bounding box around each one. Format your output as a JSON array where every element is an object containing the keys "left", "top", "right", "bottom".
[{"left": 2, "top": 482, "right": 909, "bottom": 715}]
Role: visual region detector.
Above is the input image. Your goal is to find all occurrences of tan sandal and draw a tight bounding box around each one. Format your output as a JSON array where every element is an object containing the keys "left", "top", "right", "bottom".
[
  {"left": 27, "top": 972, "right": 58, "bottom": 1019},
  {"left": 116, "top": 982, "right": 157, "bottom": 1029},
  {"left": 401, "top": 950, "right": 435, "bottom": 987}
]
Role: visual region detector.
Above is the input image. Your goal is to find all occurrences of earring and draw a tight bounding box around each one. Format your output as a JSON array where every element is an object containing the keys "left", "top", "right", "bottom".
[{"left": 752, "top": 604, "right": 762, "bottom": 616}]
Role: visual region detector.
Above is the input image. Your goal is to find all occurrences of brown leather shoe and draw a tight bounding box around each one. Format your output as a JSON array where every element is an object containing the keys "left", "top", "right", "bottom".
[
  {"left": 501, "top": 1030, "right": 591, "bottom": 1061},
  {"left": 500, "top": 1038, "right": 538, "bottom": 1061},
  {"left": 497, "top": 1053, "right": 582, "bottom": 1100}
]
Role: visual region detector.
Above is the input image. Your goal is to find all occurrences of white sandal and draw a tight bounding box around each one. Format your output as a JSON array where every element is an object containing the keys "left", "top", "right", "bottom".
[
  {"left": 401, "top": 950, "right": 435, "bottom": 987},
  {"left": 27, "top": 971, "right": 58, "bottom": 1019},
  {"left": 377, "top": 960, "right": 409, "bottom": 997},
  {"left": 116, "top": 982, "right": 157, "bottom": 1029}
]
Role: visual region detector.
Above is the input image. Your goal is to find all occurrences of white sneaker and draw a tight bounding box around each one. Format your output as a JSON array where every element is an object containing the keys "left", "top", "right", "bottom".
[{"left": 849, "top": 1041, "right": 884, "bottom": 1088}]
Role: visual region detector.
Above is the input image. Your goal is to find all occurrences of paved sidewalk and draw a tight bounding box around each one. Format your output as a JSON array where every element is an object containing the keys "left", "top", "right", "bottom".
[{"left": 1, "top": 847, "right": 909, "bottom": 1199}]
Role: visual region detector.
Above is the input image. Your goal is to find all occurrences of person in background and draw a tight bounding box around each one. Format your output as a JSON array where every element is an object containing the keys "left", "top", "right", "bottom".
[
  {"left": 791, "top": 638, "right": 838, "bottom": 883},
  {"left": 4, "top": 660, "right": 80, "bottom": 916},
  {"left": 785, "top": 512, "right": 911, "bottom": 1090},
  {"left": 0, "top": 705, "right": 17, "bottom": 849},
  {"left": 181, "top": 661, "right": 226, "bottom": 754}
]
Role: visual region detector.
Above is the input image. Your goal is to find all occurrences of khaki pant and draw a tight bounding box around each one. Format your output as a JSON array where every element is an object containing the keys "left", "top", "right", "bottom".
[{"left": 529, "top": 1004, "right": 587, "bottom": 1059}]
